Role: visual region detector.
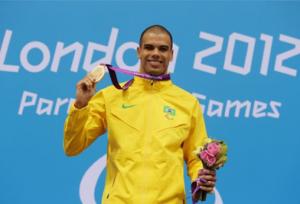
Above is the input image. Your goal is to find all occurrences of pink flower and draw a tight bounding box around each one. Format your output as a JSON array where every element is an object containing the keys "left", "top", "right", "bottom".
[
  {"left": 200, "top": 150, "right": 216, "bottom": 167},
  {"left": 207, "top": 142, "right": 221, "bottom": 156}
]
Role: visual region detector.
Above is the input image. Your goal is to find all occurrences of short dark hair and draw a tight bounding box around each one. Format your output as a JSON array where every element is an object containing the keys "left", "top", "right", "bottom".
[{"left": 139, "top": 24, "right": 173, "bottom": 49}]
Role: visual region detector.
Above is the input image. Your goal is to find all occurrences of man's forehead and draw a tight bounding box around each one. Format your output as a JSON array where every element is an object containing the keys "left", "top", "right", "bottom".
[{"left": 141, "top": 31, "right": 172, "bottom": 46}]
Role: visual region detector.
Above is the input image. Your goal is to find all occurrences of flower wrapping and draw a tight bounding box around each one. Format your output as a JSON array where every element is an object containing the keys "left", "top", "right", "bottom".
[{"left": 192, "top": 138, "right": 228, "bottom": 203}]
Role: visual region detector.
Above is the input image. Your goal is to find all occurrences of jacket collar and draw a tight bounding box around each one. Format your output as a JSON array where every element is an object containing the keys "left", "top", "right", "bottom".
[{"left": 132, "top": 76, "right": 172, "bottom": 91}]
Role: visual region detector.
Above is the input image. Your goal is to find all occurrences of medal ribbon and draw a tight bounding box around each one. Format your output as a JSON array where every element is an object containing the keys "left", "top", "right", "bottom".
[{"left": 104, "top": 64, "right": 171, "bottom": 90}]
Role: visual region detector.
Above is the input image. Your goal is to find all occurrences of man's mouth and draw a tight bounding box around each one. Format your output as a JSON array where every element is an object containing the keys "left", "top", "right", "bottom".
[{"left": 147, "top": 59, "right": 162, "bottom": 67}]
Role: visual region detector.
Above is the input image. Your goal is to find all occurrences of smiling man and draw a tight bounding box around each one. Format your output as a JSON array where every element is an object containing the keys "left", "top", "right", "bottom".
[
  {"left": 137, "top": 27, "right": 173, "bottom": 76},
  {"left": 64, "top": 25, "right": 216, "bottom": 204}
]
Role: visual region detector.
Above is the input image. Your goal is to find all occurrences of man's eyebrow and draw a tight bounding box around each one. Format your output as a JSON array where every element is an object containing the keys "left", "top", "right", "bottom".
[
  {"left": 160, "top": 45, "right": 170, "bottom": 48},
  {"left": 143, "top": 44, "right": 170, "bottom": 48}
]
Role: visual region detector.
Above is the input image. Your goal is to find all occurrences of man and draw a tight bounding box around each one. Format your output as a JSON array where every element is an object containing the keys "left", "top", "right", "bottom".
[{"left": 64, "top": 25, "right": 216, "bottom": 204}]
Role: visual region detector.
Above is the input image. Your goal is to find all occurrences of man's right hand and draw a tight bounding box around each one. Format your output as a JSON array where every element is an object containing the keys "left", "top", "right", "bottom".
[{"left": 74, "top": 76, "right": 96, "bottom": 109}]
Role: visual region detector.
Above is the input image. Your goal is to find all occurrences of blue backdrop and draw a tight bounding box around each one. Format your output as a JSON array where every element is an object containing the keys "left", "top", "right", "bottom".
[{"left": 1, "top": 1, "right": 300, "bottom": 204}]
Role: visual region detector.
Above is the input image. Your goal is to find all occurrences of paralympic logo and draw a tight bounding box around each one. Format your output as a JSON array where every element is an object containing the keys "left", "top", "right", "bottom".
[{"left": 79, "top": 154, "right": 224, "bottom": 204}]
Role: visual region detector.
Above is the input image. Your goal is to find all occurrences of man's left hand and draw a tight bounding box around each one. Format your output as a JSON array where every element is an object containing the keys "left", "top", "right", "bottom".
[{"left": 196, "top": 168, "right": 216, "bottom": 193}]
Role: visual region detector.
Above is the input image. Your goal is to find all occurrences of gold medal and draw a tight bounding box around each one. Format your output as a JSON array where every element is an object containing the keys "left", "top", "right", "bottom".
[{"left": 88, "top": 64, "right": 105, "bottom": 82}]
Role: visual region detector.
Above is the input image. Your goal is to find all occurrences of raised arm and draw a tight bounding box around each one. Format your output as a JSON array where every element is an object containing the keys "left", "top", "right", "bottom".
[{"left": 63, "top": 74, "right": 107, "bottom": 156}]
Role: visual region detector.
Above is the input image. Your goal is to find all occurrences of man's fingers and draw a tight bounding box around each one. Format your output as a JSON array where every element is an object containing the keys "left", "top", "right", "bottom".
[
  {"left": 197, "top": 179, "right": 215, "bottom": 193},
  {"left": 77, "top": 77, "right": 96, "bottom": 92},
  {"left": 92, "top": 81, "right": 96, "bottom": 89},
  {"left": 199, "top": 174, "right": 216, "bottom": 182},
  {"left": 74, "top": 76, "right": 96, "bottom": 109},
  {"left": 84, "top": 77, "right": 94, "bottom": 91},
  {"left": 198, "top": 186, "right": 215, "bottom": 193},
  {"left": 200, "top": 180, "right": 215, "bottom": 187},
  {"left": 87, "top": 75, "right": 97, "bottom": 84},
  {"left": 196, "top": 171, "right": 217, "bottom": 192},
  {"left": 198, "top": 169, "right": 216, "bottom": 176},
  {"left": 197, "top": 177, "right": 215, "bottom": 186},
  {"left": 194, "top": 169, "right": 217, "bottom": 195}
]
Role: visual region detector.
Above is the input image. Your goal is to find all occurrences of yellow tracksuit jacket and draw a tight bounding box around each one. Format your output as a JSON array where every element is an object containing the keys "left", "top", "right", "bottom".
[{"left": 64, "top": 77, "right": 208, "bottom": 204}]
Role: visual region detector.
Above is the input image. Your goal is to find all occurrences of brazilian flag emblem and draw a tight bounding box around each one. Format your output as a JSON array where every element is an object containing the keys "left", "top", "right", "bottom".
[{"left": 163, "top": 105, "right": 176, "bottom": 120}]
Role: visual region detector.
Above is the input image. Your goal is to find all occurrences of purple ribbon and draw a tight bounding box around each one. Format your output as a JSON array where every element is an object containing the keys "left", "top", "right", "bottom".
[
  {"left": 191, "top": 177, "right": 207, "bottom": 204},
  {"left": 104, "top": 64, "right": 171, "bottom": 90}
]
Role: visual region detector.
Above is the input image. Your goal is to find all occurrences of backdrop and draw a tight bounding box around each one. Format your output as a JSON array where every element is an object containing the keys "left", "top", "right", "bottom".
[{"left": 1, "top": 1, "right": 300, "bottom": 204}]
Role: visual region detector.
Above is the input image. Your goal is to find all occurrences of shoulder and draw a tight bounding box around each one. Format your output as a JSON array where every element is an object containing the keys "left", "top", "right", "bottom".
[
  {"left": 169, "top": 83, "right": 198, "bottom": 103},
  {"left": 163, "top": 83, "right": 201, "bottom": 115}
]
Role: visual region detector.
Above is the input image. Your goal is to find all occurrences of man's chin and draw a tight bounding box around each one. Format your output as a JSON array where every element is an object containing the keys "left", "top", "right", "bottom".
[
  {"left": 149, "top": 71, "right": 165, "bottom": 76},
  {"left": 145, "top": 67, "right": 166, "bottom": 76}
]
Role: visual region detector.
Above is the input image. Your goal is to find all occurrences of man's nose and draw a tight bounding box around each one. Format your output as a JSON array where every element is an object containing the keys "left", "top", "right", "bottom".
[{"left": 151, "top": 48, "right": 160, "bottom": 58}]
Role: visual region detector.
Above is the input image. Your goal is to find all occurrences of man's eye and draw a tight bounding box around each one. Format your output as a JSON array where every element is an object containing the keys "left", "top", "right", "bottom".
[
  {"left": 159, "top": 47, "right": 169, "bottom": 52},
  {"left": 144, "top": 46, "right": 154, "bottom": 50}
]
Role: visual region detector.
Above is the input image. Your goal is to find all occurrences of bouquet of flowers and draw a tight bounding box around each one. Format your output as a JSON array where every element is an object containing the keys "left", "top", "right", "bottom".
[{"left": 192, "top": 138, "right": 228, "bottom": 203}]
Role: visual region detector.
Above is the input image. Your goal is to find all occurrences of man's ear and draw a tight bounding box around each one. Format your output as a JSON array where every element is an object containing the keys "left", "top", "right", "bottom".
[
  {"left": 137, "top": 47, "right": 141, "bottom": 59},
  {"left": 170, "top": 48, "right": 174, "bottom": 61}
]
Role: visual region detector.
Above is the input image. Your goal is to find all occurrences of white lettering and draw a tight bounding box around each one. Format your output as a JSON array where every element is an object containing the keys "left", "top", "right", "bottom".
[
  {"left": 193, "top": 92, "right": 282, "bottom": 119},
  {"left": 0, "top": 30, "right": 19, "bottom": 72},
  {"left": 167, "top": 44, "right": 179, "bottom": 73},
  {"left": 20, "top": 41, "right": 50, "bottom": 72},
  {"left": 274, "top": 34, "right": 300, "bottom": 77},
  {"left": 260, "top": 34, "right": 273, "bottom": 76},
  {"left": 224, "top": 33, "right": 256, "bottom": 75},
  {"left": 116, "top": 42, "right": 139, "bottom": 71},
  {"left": 54, "top": 98, "right": 70, "bottom": 115},
  {"left": 225, "top": 100, "right": 251, "bottom": 118},
  {"left": 207, "top": 100, "right": 223, "bottom": 117},
  {"left": 83, "top": 28, "right": 118, "bottom": 72},
  {"left": 268, "top": 101, "right": 282, "bottom": 118},
  {"left": 253, "top": 100, "right": 267, "bottom": 118},
  {"left": 18, "top": 90, "right": 75, "bottom": 116},
  {"left": 193, "top": 32, "right": 223, "bottom": 74},
  {"left": 36, "top": 98, "right": 53, "bottom": 115},
  {"left": 18, "top": 91, "right": 37, "bottom": 115},
  {"left": 51, "top": 42, "right": 83, "bottom": 72},
  {"left": 67, "top": 98, "right": 76, "bottom": 113}
]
